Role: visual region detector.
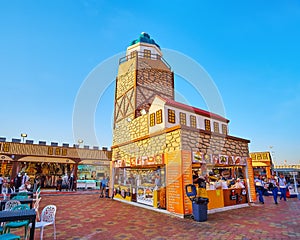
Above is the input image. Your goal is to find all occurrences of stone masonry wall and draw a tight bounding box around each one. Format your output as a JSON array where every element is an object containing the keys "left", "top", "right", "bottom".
[
  {"left": 112, "top": 128, "right": 181, "bottom": 162},
  {"left": 113, "top": 114, "right": 149, "bottom": 146},
  {"left": 181, "top": 127, "right": 249, "bottom": 157},
  {"left": 137, "top": 68, "right": 174, "bottom": 101}
]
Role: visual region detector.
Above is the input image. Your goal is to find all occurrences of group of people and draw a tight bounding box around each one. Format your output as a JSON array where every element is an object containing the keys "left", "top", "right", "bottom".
[
  {"left": 56, "top": 173, "right": 76, "bottom": 191},
  {"left": 0, "top": 172, "right": 33, "bottom": 199},
  {"left": 255, "top": 173, "right": 287, "bottom": 204},
  {"left": 192, "top": 170, "right": 246, "bottom": 190}
]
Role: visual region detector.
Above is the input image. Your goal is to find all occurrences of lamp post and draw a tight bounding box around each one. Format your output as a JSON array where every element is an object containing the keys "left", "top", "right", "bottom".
[
  {"left": 78, "top": 139, "right": 83, "bottom": 148},
  {"left": 21, "top": 133, "right": 27, "bottom": 143}
]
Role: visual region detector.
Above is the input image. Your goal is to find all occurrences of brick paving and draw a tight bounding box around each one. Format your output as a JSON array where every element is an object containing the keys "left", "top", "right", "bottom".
[{"left": 5, "top": 191, "right": 300, "bottom": 239}]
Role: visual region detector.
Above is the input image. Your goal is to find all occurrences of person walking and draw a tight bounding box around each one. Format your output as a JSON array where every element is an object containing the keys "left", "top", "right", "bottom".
[
  {"left": 0, "top": 174, "right": 4, "bottom": 194},
  {"left": 255, "top": 175, "right": 265, "bottom": 204},
  {"left": 269, "top": 175, "right": 279, "bottom": 204},
  {"left": 99, "top": 176, "right": 108, "bottom": 198},
  {"left": 69, "top": 173, "right": 75, "bottom": 191},
  {"left": 278, "top": 173, "right": 287, "bottom": 201}
]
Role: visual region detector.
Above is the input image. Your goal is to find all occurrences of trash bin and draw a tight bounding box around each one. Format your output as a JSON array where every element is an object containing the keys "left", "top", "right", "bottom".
[
  {"left": 185, "top": 184, "right": 209, "bottom": 222},
  {"left": 192, "top": 197, "right": 209, "bottom": 222}
]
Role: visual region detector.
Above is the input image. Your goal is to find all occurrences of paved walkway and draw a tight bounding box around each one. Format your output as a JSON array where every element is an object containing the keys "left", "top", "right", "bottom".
[{"left": 6, "top": 191, "right": 300, "bottom": 239}]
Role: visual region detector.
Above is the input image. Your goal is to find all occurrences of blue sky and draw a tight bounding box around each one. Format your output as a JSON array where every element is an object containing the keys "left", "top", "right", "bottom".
[{"left": 0, "top": 0, "right": 299, "bottom": 164}]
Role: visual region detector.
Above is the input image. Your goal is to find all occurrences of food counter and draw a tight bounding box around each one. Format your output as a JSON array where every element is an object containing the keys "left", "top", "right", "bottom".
[
  {"left": 76, "top": 180, "right": 99, "bottom": 189},
  {"left": 195, "top": 187, "right": 248, "bottom": 210},
  {"left": 207, "top": 189, "right": 224, "bottom": 210}
]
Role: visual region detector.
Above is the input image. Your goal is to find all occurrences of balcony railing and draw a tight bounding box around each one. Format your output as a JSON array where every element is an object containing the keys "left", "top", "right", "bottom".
[{"left": 119, "top": 51, "right": 171, "bottom": 70}]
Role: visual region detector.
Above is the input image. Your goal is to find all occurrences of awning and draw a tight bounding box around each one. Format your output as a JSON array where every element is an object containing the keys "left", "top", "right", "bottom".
[
  {"left": 19, "top": 156, "right": 75, "bottom": 164},
  {"left": 79, "top": 159, "right": 110, "bottom": 165},
  {"left": 252, "top": 162, "right": 270, "bottom": 167},
  {"left": 273, "top": 168, "right": 300, "bottom": 172}
]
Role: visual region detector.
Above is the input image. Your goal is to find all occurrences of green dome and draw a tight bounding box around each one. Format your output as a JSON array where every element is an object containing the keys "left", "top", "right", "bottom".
[{"left": 129, "top": 32, "right": 160, "bottom": 49}]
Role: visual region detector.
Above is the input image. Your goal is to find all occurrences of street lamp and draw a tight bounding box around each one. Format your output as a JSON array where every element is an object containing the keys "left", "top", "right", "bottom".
[
  {"left": 78, "top": 139, "right": 83, "bottom": 148},
  {"left": 269, "top": 146, "right": 276, "bottom": 166},
  {"left": 21, "top": 133, "right": 27, "bottom": 143}
]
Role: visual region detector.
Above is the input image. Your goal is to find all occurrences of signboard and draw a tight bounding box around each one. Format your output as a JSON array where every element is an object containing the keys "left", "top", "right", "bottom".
[
  {"left": 166, "top": 151, "right": 184, "bottom": 215},
  {"left": 192, "top": 151, "right": 203, "bottom": 163},
  {"left": 137, "top": 185, "right": 154, "bottom": 206},
  {"left": 250, "top": 152, "right": 271, "bottom": 162},
  {"left": 182, "top": 150, "right": 193, "bottom": 214},
  {"left": 131, "top": 154, "right": 164, "bottom": 167}
]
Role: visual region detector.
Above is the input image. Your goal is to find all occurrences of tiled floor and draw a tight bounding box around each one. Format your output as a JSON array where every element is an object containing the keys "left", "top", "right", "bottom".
[{"left": 5, "top": 191, "right": 300, "bottom": 239}]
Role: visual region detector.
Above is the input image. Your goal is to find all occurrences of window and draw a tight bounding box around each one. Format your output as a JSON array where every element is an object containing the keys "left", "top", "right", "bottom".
[
  {"left": 190, "top": 115, "right": 197, "bottom": 128},
  {"left": 213, "top": 122, "right": 219, "bottom": 133},
  {"left": 179, "top": 112, "right": 186, "bottom": 125},
  {"left": 130, "top": 51, "right": 137, "bottom": 59},
  {"left": 222, "top": 124, "right": 228, "bottom": 135},
  {"left": 156, "top": 110, "right": 163, "bottom": 124},
  {"left": 204, "top": 119, "right": 211, "bottom": 131},
  {"left": 150, "top": 113, "right": 155, "bottom": 127},
  {"left": 144, "top": 49, "right": 151, "bottom": 59},
  {"left": 168, "top": 109, "right": 175, "bottom": 123}
]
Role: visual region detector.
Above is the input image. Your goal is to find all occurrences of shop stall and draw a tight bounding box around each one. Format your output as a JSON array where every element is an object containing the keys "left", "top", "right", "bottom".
[
  {"left": 250, "top": 152, "right": 272, "bottom": 178},
  {"left": 16, "top": 157, "right": 76, "bottom": 189},
  {"left": 192, "top": 152, "right": 249, "bottom": 210},
  {"left": 77, "top": 160, "right": 110, "bottom": 190},
  {"left": 112, "top": 155, "right": 165, "bottom": 208}
]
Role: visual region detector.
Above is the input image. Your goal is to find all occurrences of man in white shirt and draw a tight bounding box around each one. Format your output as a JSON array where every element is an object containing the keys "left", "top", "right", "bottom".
[
  {"left": 254, "top": 175, "right": 265, "bottom": 204},
  {"left": 278, "top": 174, "right": 287, "bottom": 201}
]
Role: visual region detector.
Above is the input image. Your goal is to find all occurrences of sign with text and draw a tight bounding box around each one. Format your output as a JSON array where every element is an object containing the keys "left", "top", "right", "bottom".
[{"left": 166, "top": 151, "right": 184, "bottom": 215}]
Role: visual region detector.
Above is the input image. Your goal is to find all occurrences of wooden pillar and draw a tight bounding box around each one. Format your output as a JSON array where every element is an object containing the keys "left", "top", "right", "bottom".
[
  {"left": 72, "top": 159, "right": 79, "bottom": 191},
  {"left": 266, "top": 166, "right": 271, "bottom": 178}
]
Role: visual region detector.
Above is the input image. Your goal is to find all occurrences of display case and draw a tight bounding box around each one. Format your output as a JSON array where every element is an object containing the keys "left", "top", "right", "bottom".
[
  {"left": 77, "top": 180, "right": 100, "bottom": 189},
  {"left": 137, "top": 184, "right": 156, "bottom": 206},
  {"left": 113, "top": 184, "right": 132, "bottom": 201}
]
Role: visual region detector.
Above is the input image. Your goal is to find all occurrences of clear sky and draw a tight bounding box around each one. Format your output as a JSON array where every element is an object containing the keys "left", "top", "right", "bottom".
[{"left": 1, "top": 0, "right": 299, "bottom": 164}]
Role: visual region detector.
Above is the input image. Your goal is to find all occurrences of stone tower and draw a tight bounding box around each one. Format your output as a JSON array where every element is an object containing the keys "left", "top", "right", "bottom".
[{"left": 113, "top": 33, "right": 174, "bottom": 145}]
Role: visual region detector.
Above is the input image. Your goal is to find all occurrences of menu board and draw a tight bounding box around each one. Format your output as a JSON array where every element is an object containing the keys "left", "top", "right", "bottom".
[
  {"left": 246, "top": 158, "right": 256, "bottom": 203},
  {"left": 166, "top": 151, "right": 184, "bottom": 215},
  {"left": 182, "top": 150, "right": 193, "bottom": 214},
  {"left": 136, "top": 185, "right": 155, "bottom": 206}
]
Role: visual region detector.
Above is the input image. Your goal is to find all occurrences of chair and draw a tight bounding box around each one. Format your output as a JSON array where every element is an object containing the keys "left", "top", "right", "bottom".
[
  {"left": 4, "top": 204, "right": 30, "bottom": 239},
  {"left": 0, "top": 233, "right": 21, "bottom": 240},
  {"left": 11, "top": 195, "right": 28, "bottom": 200},
  {"left": 4, "top": 200, "right": 21, "bottom": 211},
  {"left": 32, "top": 186, "right": 42, "bottom": 221},
  {"left": 16, "top": 192, "right": 29, "bottom": 198},
  {"left": 33, "top": 197, "right": 42, "bottom": 221},
  {"left": 36, "top": 186, "right": 41, "bottom": 196},
  {"left": 1, "top": 201, "right": 21, "bottom": 235},
  {"left": 12, "top": 192, "right": 29, "bottom": 200},
  {"left": 29, "top": 205, "right": 57, "bottom": 240}
]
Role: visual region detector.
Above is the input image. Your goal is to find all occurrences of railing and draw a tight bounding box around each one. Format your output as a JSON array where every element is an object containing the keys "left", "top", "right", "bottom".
[{"left": 119, "top": 51, "right": 171, "bottom": 70}]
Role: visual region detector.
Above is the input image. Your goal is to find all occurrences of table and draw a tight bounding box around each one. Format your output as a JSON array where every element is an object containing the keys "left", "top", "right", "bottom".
[
  {"left": 0, "top": 209, "right": 36, "bottom": 240},
  {"left": 0, "top": 198, "right": 34, "bottom": 210},
  {"left": 10, "top": 192, "right": 34, "bottom": 199}
]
